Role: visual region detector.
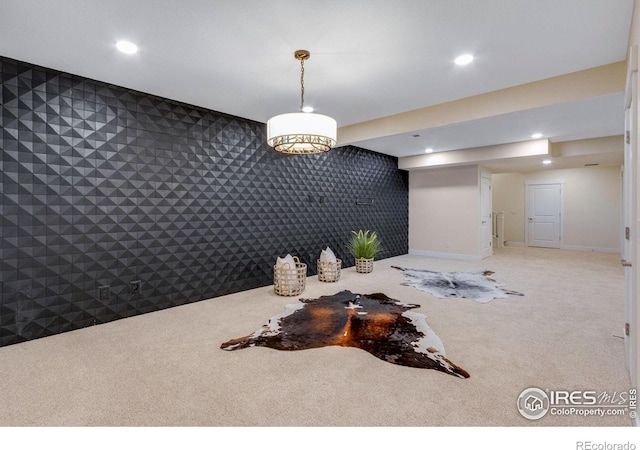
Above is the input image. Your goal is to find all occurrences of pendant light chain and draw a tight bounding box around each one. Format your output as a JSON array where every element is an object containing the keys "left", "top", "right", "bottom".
[{"left": 300, "top": 57, "right": 305, "bottom": 111}]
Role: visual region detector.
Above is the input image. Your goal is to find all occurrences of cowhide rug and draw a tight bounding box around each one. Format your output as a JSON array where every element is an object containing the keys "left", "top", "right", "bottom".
[
  {"left": 393, "top": 266, "right": 523, "bottom": 303},
  {"left": 221, "top": 290, "right": 469, "bottom": 378}
]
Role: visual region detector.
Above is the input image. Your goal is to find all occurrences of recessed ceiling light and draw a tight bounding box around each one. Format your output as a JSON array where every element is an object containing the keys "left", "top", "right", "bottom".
[
  {"left": 116, "top": 40, "right": 138, "bottom": 55},
  {"left": 454, "top": 54, "right": 474, "bottom": 66},
  {"left": 301, "top": 106, "right": 314, "bottom": 113},
  {"left": 542, "top": 159, "right": 552, "bottom": 165},
  {"left": 425, "top": 148, "right": 434, "bottom": 153},
  {"left": 531, "top": 133, "right": 543, "bottom": 139}
]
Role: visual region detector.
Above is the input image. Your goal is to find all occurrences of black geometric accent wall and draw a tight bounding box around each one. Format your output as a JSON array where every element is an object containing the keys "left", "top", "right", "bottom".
[{"left": 0, "top": 56, "right": 408, "bottom": 347}]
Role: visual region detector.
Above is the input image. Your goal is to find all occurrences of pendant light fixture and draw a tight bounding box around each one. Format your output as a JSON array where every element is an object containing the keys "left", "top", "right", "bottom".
[{"left": 267, "top": 50, "right": 337, "bottom": 154}]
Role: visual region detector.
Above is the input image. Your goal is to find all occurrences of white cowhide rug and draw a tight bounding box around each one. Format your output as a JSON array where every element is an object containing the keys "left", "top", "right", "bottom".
[{"left": 392, "top": 266, "right": 524, "bottom": 303}]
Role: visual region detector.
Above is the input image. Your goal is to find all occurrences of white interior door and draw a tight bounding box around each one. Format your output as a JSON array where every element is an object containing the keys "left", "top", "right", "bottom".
[
  {"left": 624, "top": 49, "right": 638, "bottom": 395},
  {"left": 480, "top": 173, "right": 493, "bottom": 258},
  {"left": 624, "top": 97, "right": 636, "bottom": 385},
  {"left": 526, "top": 183, "right": 562, "bottom": 249}
]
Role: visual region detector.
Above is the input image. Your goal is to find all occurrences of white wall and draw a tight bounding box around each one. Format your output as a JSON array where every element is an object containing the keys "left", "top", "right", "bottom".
[
  {"left": 492, "top": 172, "right": 526, "bottom": 245},
  {"left": 492, "top": 165, "right": 622, "bottom": 252},
  {"left": 409, "top": 165, "right": 481, "bottom": 259}
]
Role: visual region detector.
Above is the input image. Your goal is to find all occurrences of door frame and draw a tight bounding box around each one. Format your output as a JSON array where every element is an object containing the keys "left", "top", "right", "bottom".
[
  {"left": 624, "top": 44, "right": 638, "bottom": 410},
  {"left": 480, "top": 170, "right": 493, "bottom": 259},
  {"left": 524, "top": 179, "right": 565, "bottom": 249},
  {"left": 623, "top": 82, "right": 636, "bottom": 392}
]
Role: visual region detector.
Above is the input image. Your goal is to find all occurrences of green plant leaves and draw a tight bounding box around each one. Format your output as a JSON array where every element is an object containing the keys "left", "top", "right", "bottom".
[{"left": 347, "top": 230, "right": 382, "bottom": 259}]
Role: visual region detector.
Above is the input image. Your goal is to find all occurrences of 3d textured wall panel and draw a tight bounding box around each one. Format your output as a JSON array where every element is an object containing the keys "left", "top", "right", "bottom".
[{"left": 0, "top": 56, "right": 408, "bottom": 347}]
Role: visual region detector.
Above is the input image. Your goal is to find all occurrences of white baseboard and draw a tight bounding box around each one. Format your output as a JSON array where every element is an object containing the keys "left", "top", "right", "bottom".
[
  {"left": 408, "top": 249, "right": 482, "bottom": 261},
  {"left": 502, "top": 242, "right": 620, "bottom": 253},
  {"left": 562, "top": 245, "right": 620, "bottom": 254}
]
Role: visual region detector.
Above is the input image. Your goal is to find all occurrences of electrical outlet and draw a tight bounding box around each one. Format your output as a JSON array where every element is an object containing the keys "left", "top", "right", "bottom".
[
  {"left": 130, "top": 280, "right": 141, "bottom": 294},
  {"left": 99, "top": 285, "right": 110, "bottom": 301}
]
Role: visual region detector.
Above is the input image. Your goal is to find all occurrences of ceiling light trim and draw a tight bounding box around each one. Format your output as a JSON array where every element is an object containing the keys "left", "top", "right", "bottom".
[
  {"left": 116, "top": 40, "right": 138, "bottom": 55},
  {"left": 454, "top": 53, "right": 474, "bottom": 66}
]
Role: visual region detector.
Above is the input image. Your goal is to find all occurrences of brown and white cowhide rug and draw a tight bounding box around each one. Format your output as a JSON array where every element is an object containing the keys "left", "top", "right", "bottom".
[
  {"left": 393, "top": 266, "right": 524, "bottom": 303},
  {"left": 221, "top": 290, "right": 469, "bottom": 378}
]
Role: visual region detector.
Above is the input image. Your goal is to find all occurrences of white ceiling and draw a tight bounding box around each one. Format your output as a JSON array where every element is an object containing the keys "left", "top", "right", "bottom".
[{"left": 0, "top": 0, "right": 634, "bottom": 171}]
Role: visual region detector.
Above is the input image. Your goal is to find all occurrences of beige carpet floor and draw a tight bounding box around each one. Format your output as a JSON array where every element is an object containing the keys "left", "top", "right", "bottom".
[{"left": 0, "top": 247, "right": 632, "bottom": 426}]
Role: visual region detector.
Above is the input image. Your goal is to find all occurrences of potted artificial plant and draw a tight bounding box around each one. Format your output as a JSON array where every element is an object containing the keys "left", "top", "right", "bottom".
[{"left": 347, "top": 230, "right": 382, "bottom": 273}]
